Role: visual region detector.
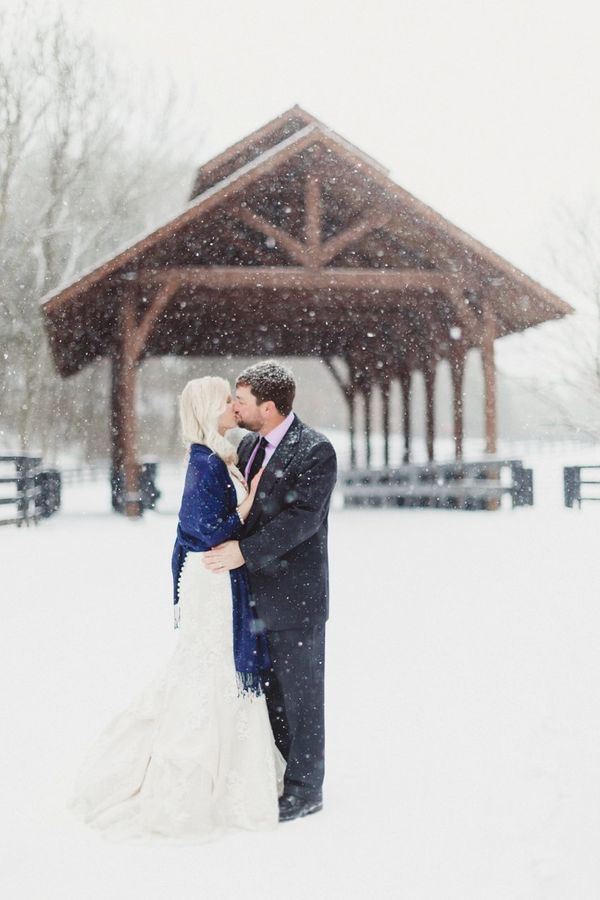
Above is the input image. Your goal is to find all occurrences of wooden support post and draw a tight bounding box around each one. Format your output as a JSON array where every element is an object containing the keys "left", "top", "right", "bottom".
[
  {"left": 450, "top": 346, "right": 466, "bottom": 461},
  {"left": 382, "top": 380, "right": 391, "bottom": 467},
  {"left": 423, "top": 360, "right": 436, "bottom": 463},
  {"left": 111, "top": 293, "right": 141, "bottom": 518},
  {"left": 110, "top": 277, "right": 178, "bottom": 516},
  {"left": 482, "top": 307, "right": 497, "bottom": 455},
  {"left": 399, "top": 369, "right": 412, "bottom": 464},
  {"left": 110, "top": 354, "right": 125, "bottom": 510},
  {"left": 364, "top": 387, "right": 372, "bottom": 469},
  {"left": 348, "top": 387, "right": 357, "bottom": 469}
]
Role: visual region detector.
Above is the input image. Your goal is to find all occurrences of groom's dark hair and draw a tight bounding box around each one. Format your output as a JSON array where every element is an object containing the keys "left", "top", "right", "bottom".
[{"left": 236, "top": 361, "right": 296, "bottom": 415}]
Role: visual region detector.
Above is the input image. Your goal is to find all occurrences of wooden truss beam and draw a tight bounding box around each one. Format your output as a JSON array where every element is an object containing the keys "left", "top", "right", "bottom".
[
  {"left": 235, "top": 182, "right": 392, "bottom": 268},
  {"left": 304, "top": 175, "right": 322, "bottom": 259},
  {"left": 132, "top": 276, "right": 180, "bottom": 361},
  {"left": 317, "top": 211, "right": 392, "bottom": 266},
  {"left": 236, "top": 206, "right": 306, "bottom": 266},
  {"left": 145, "top": 265, "right": 467, "bottom": 295},
  {"left": 444, "top": 282, "right": 484, "bottom": 343}
]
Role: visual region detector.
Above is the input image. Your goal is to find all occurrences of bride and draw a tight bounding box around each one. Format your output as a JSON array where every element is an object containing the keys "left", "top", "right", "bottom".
[{"left": 70, "top": 376, "right": 285, "bottom": 841}]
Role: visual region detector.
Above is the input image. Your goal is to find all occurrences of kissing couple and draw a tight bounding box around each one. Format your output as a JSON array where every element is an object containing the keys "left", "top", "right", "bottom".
[{"left": 70, "top": 360, "right": 337, "bottom": 840}]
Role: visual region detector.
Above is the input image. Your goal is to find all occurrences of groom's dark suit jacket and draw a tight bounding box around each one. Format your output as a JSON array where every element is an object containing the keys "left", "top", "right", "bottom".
[{"left": 237, "top": 415, "right": 337, "bottom": 632}]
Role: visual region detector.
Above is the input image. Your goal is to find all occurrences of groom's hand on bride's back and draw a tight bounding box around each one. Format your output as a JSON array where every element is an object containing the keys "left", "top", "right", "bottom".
[{"left": 204, "top": 541, "right": 245, "bottom": 572}]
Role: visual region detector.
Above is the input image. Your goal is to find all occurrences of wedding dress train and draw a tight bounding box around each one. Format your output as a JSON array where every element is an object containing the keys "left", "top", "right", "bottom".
[{"left": 70, "top": 474, "right": 284, "bottom": 843}]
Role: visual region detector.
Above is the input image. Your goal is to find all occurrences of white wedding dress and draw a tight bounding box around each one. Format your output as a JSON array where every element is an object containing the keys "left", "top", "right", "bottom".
[{"left": 70, "top": 469, "right": 285, "bottom": 843}]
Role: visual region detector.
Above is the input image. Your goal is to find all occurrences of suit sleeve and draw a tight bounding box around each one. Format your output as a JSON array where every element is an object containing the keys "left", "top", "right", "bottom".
[
  {"left": 239, "top": 442, "right": 337, "bottom": 573},
  {"left": 179, "top": 454, "right": 242, "bottom": 548}
]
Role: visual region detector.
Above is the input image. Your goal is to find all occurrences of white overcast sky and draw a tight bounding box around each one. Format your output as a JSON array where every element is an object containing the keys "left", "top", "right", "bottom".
[{"left": 14, "top": 0, "right": 600, "bottom": 299}]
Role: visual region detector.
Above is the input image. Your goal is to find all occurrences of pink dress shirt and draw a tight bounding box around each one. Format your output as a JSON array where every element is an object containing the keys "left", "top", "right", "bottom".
[{"left": 243, "top": 412, "right": 295, "bottom": 482}]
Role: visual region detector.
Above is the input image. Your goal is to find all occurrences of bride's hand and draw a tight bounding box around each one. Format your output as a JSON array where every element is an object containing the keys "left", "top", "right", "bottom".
[{"left": 249, "top": 467, "right": 264, "bottom": 495}]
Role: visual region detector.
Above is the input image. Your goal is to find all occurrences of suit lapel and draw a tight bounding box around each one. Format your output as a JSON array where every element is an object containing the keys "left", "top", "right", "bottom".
[
  {"left": 237, "top": 432, "right": 260, "bottom": 476},
  {"left": 244, "top": 416, "right": 303, "bottom": 530},
  {"left": 259, "top": 416, "right": 302, "bottom": 494}
]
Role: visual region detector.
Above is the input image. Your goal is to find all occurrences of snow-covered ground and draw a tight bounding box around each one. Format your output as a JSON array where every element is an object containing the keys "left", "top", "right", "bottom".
[{"left": 2, "top": 449, "right": 600, "bottom": 899}]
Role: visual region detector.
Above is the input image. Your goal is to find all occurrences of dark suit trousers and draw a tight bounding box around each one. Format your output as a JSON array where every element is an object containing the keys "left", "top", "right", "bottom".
[{"left": 264, "top": 625, "right": 326, "bottom": 801}]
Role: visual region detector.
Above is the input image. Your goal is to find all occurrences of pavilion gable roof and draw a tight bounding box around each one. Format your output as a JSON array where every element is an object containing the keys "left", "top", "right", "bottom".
[
  {"left": 42, "top": 116, "right": 568, "bottom": 317},
  {"left": 40, "top": 107, "right": 572, "bottom": 378}
]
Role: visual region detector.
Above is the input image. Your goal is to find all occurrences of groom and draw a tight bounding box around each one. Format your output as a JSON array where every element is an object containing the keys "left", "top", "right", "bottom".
[{"left": 204, "top": 361, "right": 337, "bottom": 822}]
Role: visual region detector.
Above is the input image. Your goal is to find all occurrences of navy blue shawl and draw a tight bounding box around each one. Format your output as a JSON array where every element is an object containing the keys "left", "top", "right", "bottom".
[{"left": 171, "top": 444, "right": 269, "bottom": 695}]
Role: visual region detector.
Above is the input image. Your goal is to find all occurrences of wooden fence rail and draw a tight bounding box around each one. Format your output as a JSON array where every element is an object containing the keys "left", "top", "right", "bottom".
[
  {"left": 564, "top": 465, "right": 600, "bottom": 508},
  {"left": 0, "top": 456, "right": 61, "bottom": 526},
  {"left": 341, "top": 459, "right": 534, "bottom": 510}
]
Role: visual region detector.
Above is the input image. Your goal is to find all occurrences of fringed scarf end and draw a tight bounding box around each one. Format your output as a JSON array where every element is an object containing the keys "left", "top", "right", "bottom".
[{"left": 235, "top": 671, "right": 264, "bottom": 699}]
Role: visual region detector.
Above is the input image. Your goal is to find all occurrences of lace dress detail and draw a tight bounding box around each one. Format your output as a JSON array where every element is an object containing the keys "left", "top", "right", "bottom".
[{"left": 70, "top": 469, "right": 285, "bottom": 843}]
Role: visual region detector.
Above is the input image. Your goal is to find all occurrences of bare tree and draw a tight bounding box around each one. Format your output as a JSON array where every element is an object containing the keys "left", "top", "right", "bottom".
[
  {"left": 493, "top": 202, "right": 600, "bottom": 442},
  {"left": 0, "top": 1, "right": 201, "bottom": 460}
]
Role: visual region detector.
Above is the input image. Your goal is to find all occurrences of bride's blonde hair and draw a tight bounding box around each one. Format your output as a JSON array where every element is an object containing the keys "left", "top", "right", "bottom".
[{"left": 179, "top": 376, "right": 237, "bottom": 465}]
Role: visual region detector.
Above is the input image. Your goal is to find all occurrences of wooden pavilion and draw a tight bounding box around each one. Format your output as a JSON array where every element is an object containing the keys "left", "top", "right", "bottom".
[{"left": 42, "top": 106, "right": 571, "bottom": 515}]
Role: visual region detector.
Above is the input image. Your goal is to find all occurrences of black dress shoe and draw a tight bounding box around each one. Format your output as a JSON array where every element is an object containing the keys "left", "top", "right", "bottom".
[{"left": 278, "top": 793, "right": 323, "bottom": 822}]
